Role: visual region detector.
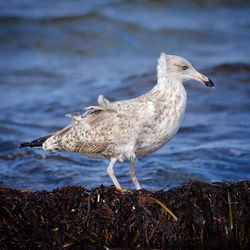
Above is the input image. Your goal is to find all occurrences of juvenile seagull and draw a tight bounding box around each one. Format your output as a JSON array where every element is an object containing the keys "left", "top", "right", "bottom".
[{"left": 20, "top": 53, "right": 214, "bottom": 191}]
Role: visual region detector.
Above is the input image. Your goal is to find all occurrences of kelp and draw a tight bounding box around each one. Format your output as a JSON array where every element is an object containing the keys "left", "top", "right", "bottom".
[{"left": 0, "top": 181, "right": 249, "bottom": 249}]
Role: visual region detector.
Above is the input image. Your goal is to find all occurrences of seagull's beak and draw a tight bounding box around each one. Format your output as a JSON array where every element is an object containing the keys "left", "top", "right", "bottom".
[{"left": 192, "top": 71, "right": 214, "bottom": 88}]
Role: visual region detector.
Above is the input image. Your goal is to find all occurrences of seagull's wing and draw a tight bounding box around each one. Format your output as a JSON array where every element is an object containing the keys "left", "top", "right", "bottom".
[
  {"left": 43, "top": 95, "right": 140, "bottom": 158},
  {"left": 82, "top": 95, "right": 118, "bottom": 117}
]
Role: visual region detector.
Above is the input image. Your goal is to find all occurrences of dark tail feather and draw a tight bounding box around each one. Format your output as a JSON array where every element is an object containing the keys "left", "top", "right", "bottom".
[{"left": 20, "top": 135, "right": 51, "bottom": 148}]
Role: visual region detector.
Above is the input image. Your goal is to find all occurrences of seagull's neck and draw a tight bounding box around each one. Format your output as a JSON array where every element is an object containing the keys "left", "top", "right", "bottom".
[
  {"left": 148, "top": 78, "right": 182, "bottom": 102},
  {"left": 151, "top": 73, "right": 183, "bottom": 98},
  {"left": 156, "top": 75, "right": 178, "bottom": 90},
  {"left": 154, "top": 60, "right": 182, "bottom": 92}
]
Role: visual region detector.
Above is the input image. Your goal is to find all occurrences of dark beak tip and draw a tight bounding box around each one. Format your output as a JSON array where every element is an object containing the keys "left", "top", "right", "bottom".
[{"left": 204, "top": 78, "right": 214, "bottom": 88}]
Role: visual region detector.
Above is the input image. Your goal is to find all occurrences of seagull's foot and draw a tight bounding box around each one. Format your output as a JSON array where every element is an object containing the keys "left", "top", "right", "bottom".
[
  {"left": 20, "top": 189, "right": 32, "bottom": 193},
  {"left": 115, "top": 187, "right": 131, "bottom": 193}
]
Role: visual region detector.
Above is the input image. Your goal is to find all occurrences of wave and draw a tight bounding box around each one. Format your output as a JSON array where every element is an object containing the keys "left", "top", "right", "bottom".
[
  {"left": 1, "top": 0, "right": 249, "bottom": 23},
  {"left": 210, "top": 63, "right": 250, "bottom": 74},
  {"left": 0, "top": 11, "right": 104, "bottom": 23}
]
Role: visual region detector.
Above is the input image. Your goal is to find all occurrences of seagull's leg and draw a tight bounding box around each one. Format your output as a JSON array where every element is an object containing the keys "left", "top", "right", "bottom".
[
  {"left": 107, "top": 157, "right": 122, "bottom": 190},
  {"left": 130, "top": 159, "right": 142, "bottom": 190}
]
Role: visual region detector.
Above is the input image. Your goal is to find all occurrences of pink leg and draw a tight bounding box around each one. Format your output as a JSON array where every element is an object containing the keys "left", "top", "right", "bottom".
[
  {"left": 107, "top": 158, "right": 122, "bottom": 189},
  {"left": 130, "top": 159, "right": 141, "bottom": 190}
]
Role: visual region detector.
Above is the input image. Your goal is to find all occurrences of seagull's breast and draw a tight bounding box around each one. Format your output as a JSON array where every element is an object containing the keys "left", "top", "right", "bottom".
[{"left": 135, "top": 84, "right": 187, "bottom": 157}]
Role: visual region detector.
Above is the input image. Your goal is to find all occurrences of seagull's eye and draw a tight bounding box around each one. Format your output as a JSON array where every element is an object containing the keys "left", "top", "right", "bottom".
[{"left": 182, "top": 65, "right": 188, "bottom": 70}]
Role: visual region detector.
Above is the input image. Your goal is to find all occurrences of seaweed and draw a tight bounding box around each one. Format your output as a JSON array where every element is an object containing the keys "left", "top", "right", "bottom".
[{"left": 0, "top": 181, "right": 249, "bottom": 249}]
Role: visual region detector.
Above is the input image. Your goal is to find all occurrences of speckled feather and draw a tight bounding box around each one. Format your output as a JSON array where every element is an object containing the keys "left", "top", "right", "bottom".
[
  {"left": 43, "top": 54, "right": 187, "bottom": 162},
  {"left": 40, "top": 53, "right": 213, "bottom": 190}
]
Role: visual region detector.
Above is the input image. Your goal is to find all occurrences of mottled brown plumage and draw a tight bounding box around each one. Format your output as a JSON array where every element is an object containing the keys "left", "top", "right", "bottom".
[{"left": 22, "top": 53, "right": 214, "bottom": 190}]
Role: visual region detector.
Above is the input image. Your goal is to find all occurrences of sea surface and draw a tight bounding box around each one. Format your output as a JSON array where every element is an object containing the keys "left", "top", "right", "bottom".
[{"left": 0, "top": 0, "right": 250, "bottom": 191}]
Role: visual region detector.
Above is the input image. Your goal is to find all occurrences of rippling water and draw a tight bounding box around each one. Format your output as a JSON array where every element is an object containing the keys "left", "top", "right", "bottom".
[{"left": 0, "top": 0, "right": 250, "bottom": 191}]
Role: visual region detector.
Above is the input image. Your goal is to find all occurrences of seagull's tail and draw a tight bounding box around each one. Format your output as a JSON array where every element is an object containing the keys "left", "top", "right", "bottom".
[
  {"left": 20, "top": 135, "right": 52, "bottom": 148},
  {"left": 20, "top": 125, "right": 72, "bottom": 151}
]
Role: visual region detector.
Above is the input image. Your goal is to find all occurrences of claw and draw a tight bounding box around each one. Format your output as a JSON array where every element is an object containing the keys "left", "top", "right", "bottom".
[{"left": 115, "top": 187, "right": 131, "bottom": 193}]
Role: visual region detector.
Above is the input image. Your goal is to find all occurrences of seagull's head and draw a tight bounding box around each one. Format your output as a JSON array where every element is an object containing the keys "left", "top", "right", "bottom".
[{"left": 157, "top": 53, "right": 214, "bottom": 88}]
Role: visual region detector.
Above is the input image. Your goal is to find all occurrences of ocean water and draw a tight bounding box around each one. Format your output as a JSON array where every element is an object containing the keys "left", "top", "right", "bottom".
[{"left": 0, "top": 0, "right": 250, "bottom": 191}]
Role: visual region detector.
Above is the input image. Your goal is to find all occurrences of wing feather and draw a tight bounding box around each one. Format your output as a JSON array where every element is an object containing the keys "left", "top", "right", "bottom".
[{"left": 76, "top": 142, "right": 109, "bottom": 154}]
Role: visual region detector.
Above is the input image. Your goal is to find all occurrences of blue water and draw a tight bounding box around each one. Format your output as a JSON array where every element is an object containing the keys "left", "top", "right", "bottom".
[{"left": 0, "top": 0, "right": 250, "bottom": 191}]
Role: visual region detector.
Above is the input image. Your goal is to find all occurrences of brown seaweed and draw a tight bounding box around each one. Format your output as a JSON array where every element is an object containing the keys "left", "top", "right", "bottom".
[{"left": 0, "top": 181, "right": 249, "bottom": 249}]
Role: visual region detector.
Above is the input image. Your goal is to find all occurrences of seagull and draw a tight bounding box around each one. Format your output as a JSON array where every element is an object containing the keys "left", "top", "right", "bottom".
[{"left": 20, "top": 53, "right": 214, "bottom": 191}]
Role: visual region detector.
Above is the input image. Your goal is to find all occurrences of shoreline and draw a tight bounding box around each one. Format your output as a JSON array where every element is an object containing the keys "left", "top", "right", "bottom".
[{"left": 1, "top": 180, "right": 249, "bottom": 249}]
